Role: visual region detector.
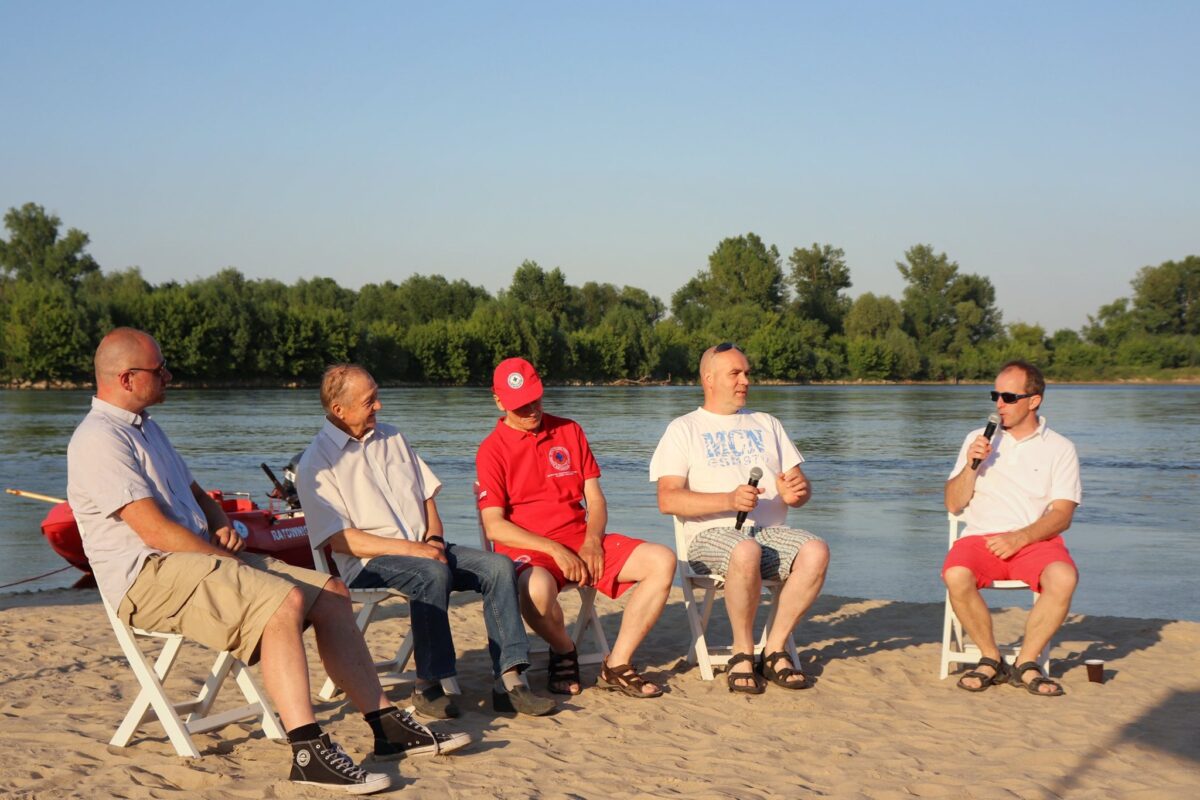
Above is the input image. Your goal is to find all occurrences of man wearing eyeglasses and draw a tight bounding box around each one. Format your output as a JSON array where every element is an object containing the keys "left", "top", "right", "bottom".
[
  {"left": 67, "top": 328, "right": 469, "bottom": 794},
  {"left": 943, "top": 360, "right": 1081, "bottom": 697},
  {"left": 651, "top": 343, "right": 829, "bottom": 694}
]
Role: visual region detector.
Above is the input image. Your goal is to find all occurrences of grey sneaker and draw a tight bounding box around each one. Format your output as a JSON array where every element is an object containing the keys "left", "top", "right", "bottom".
[
  {"left": 410, "top": 682, "right": 460, "bottom": 719},
  {"left": 493, "top": 683, "right": 557, "bottom": 716},
  {"left": 373, "top": 707, "right": 471, "bottom": 760},
  {"left": 289, "top": 734, "right": 391, "bottom": 795}
]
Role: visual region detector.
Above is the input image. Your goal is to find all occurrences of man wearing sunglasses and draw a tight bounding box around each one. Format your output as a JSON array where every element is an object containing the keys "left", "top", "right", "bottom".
[
  {"left": 650, "top": 343, "right": 829, "bottom": 694},
  {"left": 68, "top": 328, "right": 471, "bottom": 793},
  {"left": 943, "top": 360, "right": 1082, "bottom": 697}
]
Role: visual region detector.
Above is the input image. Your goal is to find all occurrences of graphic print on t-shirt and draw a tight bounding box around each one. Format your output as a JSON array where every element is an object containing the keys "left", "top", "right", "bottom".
[{"left": 702, "top": 429, "right": 766, "bottom": 468}]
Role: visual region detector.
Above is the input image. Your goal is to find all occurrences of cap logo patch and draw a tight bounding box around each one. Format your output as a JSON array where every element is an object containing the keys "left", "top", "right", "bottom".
[
  {"left": 507, "top": 372, "right": 524, "bottom": 389},
  {"left": 548, "top": 446, "right": 571, "bottom": 472}
]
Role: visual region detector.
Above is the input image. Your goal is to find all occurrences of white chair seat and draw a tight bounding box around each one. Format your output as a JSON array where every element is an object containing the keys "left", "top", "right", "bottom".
[
  {"left": 939, "top": 513, "right": 1051, "bottom": 679},
  {"left": 101, "top": 596, "right": 285, "bottom": 758},
  {"left": 674, "top": 517, "right": 798, "bottom": 681}
]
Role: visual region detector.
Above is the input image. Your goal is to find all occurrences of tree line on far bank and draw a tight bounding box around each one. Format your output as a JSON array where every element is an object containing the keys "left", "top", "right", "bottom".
[{"left": 1, "top": 202, "right": 1197, "bottom": 386}]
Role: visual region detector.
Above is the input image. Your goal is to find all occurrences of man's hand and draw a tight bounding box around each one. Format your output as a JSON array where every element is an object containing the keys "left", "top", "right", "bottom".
[
  {"left": 966, "top": 435, "right": 993, "bottom": 471},
  {"left": 211, "top": 525, "right": 245, "bottom": 554},
  {"left": 730, "top": 483, "right": 763, "bottom": 513},
  {"left": 985, "top": 531, "right": 1027, "bottom": 560},
  {"left": 412, "top": 542, "right": 449, "bottom": 564},
  {"left": 776, "top": 470, "right": 810, "bottom": 506},
  {"left": 550, "top": 543, "right": 590, "bottom": 585},
  {"left": 578, "top": 537, "right": 605, "bottom": 586}
]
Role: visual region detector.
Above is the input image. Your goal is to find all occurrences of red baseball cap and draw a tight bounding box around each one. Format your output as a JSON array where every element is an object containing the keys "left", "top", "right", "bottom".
[{"left": 492, "top": 357, "right": 544, "bottom": 408}]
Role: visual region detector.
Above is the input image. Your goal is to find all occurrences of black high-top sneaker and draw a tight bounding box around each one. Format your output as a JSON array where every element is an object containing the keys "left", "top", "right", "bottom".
[
  {"left": 289, "top": 733, "right": 391, "bottom": 795},
  {"left": 373, "top": 707, "right": 471, "bottom": 759}
]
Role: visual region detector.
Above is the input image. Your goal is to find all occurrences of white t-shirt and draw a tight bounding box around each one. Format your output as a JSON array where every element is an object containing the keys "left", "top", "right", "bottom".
[
  {"left": 950, "top": 416, "right": 1082, "bottom": 537},
  {"left": 649, "top": 407, "right": 804, "bottom": 550},
  {"left": 297, "top": 419, "right": 441, "bottom": 586}
]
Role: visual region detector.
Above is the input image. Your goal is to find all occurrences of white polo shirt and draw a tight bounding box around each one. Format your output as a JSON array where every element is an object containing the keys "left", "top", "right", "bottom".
[
  {"left": 950, "top": 416, "right": 1082, "bottom": 537},
  {"left": 67, "top": 397, "right": 209, "bottom": 608},
  {"left": 297, "top": 419, "right": 441, "bottom": 586}
]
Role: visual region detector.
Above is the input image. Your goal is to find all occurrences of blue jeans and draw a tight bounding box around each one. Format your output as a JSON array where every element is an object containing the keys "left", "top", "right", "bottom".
[{"left": 349, "top": 543, "right": 530, "bottom": 681}]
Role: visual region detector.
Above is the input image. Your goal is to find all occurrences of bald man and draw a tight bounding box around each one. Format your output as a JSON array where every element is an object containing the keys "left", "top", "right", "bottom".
[
  {"left": 650, "top": 343, "right": 830, "bottom": 694},
  {"left": 67, "top": 328, "right": 467, "bottom": 794}
]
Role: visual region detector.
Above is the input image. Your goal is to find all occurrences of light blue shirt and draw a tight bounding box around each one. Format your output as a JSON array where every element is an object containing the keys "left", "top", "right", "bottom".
[{"left": 67, "top": 397, "right": 208, "bottom": 607}]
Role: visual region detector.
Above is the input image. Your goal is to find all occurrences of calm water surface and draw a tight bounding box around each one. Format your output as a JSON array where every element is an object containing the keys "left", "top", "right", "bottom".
[{"left": 1, "top": 385, "right": 1197, "bottom": 621}]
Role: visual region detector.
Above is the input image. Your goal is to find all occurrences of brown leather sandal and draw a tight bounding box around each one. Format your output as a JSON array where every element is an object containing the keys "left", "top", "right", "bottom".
[{"left": 596, "top": 659, "right": 663, "bottom": 698}]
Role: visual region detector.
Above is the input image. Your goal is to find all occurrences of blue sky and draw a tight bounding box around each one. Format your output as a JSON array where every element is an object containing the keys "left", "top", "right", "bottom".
[{"left": 2, "top": 1, "right": 1196, "bottom": 331}]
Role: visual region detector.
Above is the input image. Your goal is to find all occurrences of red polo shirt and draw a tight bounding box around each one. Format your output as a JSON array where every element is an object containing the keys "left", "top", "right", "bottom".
[{"left": 475, "top": 413, "right": 601, "bottom": 541}]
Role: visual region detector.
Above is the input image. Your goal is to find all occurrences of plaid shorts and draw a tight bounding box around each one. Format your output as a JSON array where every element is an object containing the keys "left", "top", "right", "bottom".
[{"left": 687, "top": 525, "right": 822, "bottom": 582}]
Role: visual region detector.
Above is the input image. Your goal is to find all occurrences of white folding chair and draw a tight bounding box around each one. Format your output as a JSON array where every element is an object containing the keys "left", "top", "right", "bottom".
[
  {"left": 309, "top": 542, "right": 459, "bottom": 700},
  {"left": 940, "top": 512, "right": 1051, "bottom": 679},
  {"left": 674, "top": 517, "right": 798, "bottom": 681},
  {"left": 475, "top": 500, "right": 610, "bottom": 667},
  {"left": 101, "top": 595, "right": 285, "bottom": 758}
]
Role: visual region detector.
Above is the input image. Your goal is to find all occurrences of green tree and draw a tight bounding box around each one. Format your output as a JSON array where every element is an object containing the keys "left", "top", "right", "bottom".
[
  {"left": 671, "top": 234, "right": 785, "bottom": 327},
  {"left": 1130, "top": 256, "right": 1200, "bottom": 335},
  {"left": 845, "top": 293, "right": 904, "bottom": 339},
  {"left": 788, "top": 243, "right": 852, "bottom": 333},
  {"left": 1, "top": 280, "right": 91, "bottom": 381},
  {"left": 0, "top": 203, "right": 99, "bottom": 286}
]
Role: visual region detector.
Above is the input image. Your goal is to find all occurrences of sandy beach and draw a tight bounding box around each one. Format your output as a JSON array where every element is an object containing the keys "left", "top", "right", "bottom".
[{"left": 1, "top": 587, "right": 1196, "bottom": 799}]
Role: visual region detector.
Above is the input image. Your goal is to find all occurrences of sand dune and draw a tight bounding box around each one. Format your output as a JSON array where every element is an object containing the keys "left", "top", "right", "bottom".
[{"left": 1, "top": 588, "right": 1196, "bottom": 799}]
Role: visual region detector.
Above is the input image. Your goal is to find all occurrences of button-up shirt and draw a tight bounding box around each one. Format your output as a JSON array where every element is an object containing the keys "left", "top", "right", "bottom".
[
  {"left": 67, "top": 397, "right": 208, "bottom": 607},
  {"left": 297, "top": 419, "right": 441, "bottom": 586}
]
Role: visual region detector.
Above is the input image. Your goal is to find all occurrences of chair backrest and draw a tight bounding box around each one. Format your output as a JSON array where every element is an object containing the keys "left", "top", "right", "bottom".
[
  {"left": 672, "top": 516, "right": 695, "bottom": 575},
  {"left": 947, "top": 512, "right": 966, "bottom": 549}
]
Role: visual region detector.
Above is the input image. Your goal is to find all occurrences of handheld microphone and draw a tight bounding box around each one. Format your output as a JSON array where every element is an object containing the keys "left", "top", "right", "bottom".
[
  {"left": 971, "top": 413, "right": 1002, "bottom": 470},
  {"left": 734, "top": 467, "right": 764, "bottom": 531}
]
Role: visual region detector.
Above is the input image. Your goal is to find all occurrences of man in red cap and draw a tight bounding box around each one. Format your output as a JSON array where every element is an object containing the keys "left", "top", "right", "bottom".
[{"left": 476, "top": 357, "right": 676, "bottom": 698}]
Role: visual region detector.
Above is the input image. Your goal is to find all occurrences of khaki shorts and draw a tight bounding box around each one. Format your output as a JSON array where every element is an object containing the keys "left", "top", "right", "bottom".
[{"left": 118, "top": 551, "right": 330, "bottom": 665}]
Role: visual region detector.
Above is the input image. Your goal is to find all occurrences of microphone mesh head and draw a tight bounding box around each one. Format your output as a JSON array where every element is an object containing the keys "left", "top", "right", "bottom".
[
  {"left": 988, "top": 412, "right": 1001, "bottom": 426},
  {"left": 749, "top": 467, "right": 764, "bottom": 481}
]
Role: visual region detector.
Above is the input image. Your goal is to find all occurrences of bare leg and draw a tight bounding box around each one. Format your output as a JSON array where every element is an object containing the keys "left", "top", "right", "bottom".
[
  {"left": 763, "top": 539, "right": 829, "bottom": 681},
  {"left": 607, "top": 543, "right": 675, "bottom": 671},
  {"left": 257, "top": 588, "right": 318, "bottom": 730},
  {"left": 517, "top": 568, "right": 576, "bottom": 694},
  {"left": 307, "top": 579, "right": 390, "bottom": 714},
  {"left": 944, "top": 565, "right": 1001, "bottom": 689},
  {"left": 722, "top": 539, "right": 763, "bottom": 690},
  {"left": 1015, "top": 561, "right": 1077, "bottom": 693}
]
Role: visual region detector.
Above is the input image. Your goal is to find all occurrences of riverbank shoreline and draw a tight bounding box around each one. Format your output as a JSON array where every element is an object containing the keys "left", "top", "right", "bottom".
[{"left": 1, "top": 587, "right": 1196, "bottom": 798}]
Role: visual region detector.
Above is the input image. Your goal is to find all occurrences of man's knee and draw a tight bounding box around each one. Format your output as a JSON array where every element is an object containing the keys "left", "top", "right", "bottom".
[
  {"left": 322, "top": 576, "right": 350, "bottom": 600},
  {"left": 1039, "top": 561, "right": 1078, "bottom": 599},
  {"left": 793, "top": 538, "right": 829, "bottom": 576},
  {"left": 636, "top": 542, "right": 677, "bottom": 582},
  {"left": 406, "top": 558, "right": 454, "bottom": 598},
  {"left": 727, "top": 539, "right": 762, "bottom": 576},
  {"left": 479, "top": 550, "right": 519, "bottom": 584},
  {"left": 521, "top": 568, "right": 560, "bottom": 608},
  {"left": 943, "top": 565, "right": 979, "bottom": 594},
  {"left": 271, "top": 586, "right": 307, "bottom": 625}
]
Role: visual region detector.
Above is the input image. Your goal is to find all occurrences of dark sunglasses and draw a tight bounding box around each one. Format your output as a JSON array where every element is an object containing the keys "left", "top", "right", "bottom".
[
  {"left": 124, "top": 361, "right": 169, "bottom": 380},
  {"left": 990, "top": 390, "right": 1035, "bottom": 404},
  {"left": 714, "top": 342, "right": 742, "bottom": 353}
]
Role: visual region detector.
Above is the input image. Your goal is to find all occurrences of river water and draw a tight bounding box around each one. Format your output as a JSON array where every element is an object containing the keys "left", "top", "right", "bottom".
[{"left": 1, "top": 385, "right": 1197, "bottom": 621}]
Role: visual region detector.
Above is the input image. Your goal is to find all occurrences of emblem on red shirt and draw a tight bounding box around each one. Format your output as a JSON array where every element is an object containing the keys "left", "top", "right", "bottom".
[{"left": 548, "top": 446, "right": 571, "bottom": 472}]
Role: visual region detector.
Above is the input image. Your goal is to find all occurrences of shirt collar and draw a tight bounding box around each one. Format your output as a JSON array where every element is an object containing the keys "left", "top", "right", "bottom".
[
  {"left": 493, "top": 415, "right": 548, "bottom": 443},
  {"left": 318, "top": 417, "right": 377, "bottom": 450},
  {"left": 90, "top": 396, "right": 149, "bottom": 428},
  {"left": 1008, "top": 415, "right": 1048, "bottom": 444}
]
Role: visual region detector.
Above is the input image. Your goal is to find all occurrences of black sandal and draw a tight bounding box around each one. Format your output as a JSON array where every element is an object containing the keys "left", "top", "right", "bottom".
[
  {"left": 1009, "top": 661, "right": 1064, "bottom": 696},
  {"left": 596, "top": 659, "right": 663, "bottom": 698},
  {"left": 759, "top": 650, "right": 810, "bottom": 690},
  {"left": 725, "top": 652, "right": 766, "bottom": 695},
  {"left": 547, "top": 647, "right": 582, "bottom": 695},
  {"left": 956, "top": 656, "right": 1008, "bottom": 692}
]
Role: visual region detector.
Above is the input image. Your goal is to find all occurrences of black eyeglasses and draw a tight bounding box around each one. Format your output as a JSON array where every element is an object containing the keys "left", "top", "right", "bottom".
[
  {"left": 124, "top": 361, "right": 169, "bottom": 380},
  {"left": 990, "top": 390, "right": 1035, "bottom": 404},
  {"left": 714, "top": 342, "right": 742, "bottom": 353}
]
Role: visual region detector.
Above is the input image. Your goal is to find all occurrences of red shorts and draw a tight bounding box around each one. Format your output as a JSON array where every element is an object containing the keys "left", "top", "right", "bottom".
[
  {"left": 496, "top": 531, "right": 644, "bottom": 599},
  {"left": 942, "top": 534, "right": 1076, "bottom": 593}
]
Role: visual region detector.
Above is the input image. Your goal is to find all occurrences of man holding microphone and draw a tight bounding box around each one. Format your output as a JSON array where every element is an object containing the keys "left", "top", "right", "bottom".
[
  {"left": 943, "top": 360, "right": 1082, "bottom": 696},
  {"left": 651, "top": 343, "right": 829, "bottom": 694}
]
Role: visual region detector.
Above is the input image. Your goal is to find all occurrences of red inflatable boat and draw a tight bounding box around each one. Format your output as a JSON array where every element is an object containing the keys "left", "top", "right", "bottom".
[{"left": 39, "top": 491, "right": 315, "bottom": 574}]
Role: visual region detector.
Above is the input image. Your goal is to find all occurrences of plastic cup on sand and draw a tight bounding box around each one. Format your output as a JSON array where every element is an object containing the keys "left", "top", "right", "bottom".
[{"left": 1085, "top": 659, "right": 1105, "bottom": 683}]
